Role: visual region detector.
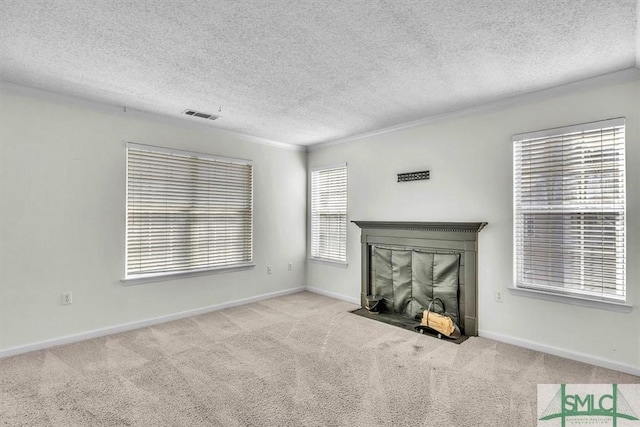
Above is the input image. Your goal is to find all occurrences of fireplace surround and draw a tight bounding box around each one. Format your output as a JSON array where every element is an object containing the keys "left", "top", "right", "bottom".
[{"left": 352, "top": 221, "right": 486, "bottom": 336}]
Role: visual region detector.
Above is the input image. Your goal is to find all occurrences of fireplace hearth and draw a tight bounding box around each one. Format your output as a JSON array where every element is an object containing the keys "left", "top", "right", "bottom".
[{"left": 352, "top": 221, "right": 486, "bottom": 337}]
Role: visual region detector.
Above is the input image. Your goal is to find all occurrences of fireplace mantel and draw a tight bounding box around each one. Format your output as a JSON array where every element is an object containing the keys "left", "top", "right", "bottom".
[
  {"left": 352, "top": 220, "right": 487, "bottom": 336},
  {"left": 351, "top": 221, "right": 487, "bottom": 233}
]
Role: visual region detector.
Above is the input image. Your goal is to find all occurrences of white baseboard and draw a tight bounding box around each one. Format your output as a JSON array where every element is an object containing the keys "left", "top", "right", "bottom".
[
  {"left": 305, "top": 286, "right": 360, "bottom": 305},
  {"left": 6, "top": 286, "right": 636, "bottom": 378},
  {"left": 0, "top": 286, "right": 305, "bottom": 359},
  {"left": 478, "top": 329, "right": 640, "bottom": 377}
]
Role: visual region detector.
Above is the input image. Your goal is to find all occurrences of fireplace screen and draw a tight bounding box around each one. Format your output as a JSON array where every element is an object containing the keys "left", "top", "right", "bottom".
[{"left": 373, "top": 246, "right": 460, "bottom": 326}]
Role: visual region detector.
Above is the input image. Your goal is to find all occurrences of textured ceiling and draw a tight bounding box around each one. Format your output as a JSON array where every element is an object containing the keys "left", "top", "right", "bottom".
[{"left": 1, "top": 1, "right": 638, "bottom": 146}]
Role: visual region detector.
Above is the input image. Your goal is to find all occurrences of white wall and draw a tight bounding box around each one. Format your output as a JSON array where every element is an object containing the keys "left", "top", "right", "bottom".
[
  {"left": 1, "top": 78, "right": 638, "bottom": 374},
  {"left": 307, "top": 78, "right": 640, "bottom": 373},
  {"left": 0, "top": 86, "right": 307, "bottom": 351}
]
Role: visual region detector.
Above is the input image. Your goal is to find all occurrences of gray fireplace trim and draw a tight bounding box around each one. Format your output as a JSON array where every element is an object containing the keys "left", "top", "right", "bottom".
[{"left": 352, "top": 221, "right": 487, "bottom": 336}]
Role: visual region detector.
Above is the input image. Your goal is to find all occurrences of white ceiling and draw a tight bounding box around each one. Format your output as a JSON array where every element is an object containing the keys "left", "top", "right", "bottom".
[{"left": 1, "top": 1, "right": 638, "bottom": 146}]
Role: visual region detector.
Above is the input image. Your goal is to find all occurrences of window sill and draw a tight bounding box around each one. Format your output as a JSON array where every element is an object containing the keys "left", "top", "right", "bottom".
[
  {"left": 121, "top": 263, "right": 256, "bottom": 286},
  {"left": 308, "top": 258, "right": 349, "bottom": 268},
  {"left": 508, "top": 286, "right": 633, "bottom": 313}
]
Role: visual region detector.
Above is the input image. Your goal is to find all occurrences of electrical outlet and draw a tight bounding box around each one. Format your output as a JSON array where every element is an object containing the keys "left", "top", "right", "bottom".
[
  {"left": 495, "top": 291, "right": 504, "bottom": 303},
  {"left": 288, "top": 262, "right": 293, "bottom": 271},
  {"left": 61, "top": 292, "right": 73, "bottom": 305},
  {"left": 267, "top": 266, "right": 272, "bottom": 275}
]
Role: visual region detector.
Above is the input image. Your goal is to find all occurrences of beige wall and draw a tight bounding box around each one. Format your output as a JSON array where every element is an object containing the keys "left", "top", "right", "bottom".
[
  {"left": 307, "top": 78, "right": 640, "bottom": 373},
  {"left": 0, "top": 86, "right": 307, "bottom": 350}
]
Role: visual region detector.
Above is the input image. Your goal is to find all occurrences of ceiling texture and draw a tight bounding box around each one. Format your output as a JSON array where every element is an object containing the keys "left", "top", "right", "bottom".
[{"left": 1, "top": 0, "right": 639, "bottom": 146}]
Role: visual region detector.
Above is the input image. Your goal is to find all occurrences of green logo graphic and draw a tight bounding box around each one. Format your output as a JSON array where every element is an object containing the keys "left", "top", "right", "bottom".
[{"left": 539, "top": 384, "right": 639, "bottom": 427}]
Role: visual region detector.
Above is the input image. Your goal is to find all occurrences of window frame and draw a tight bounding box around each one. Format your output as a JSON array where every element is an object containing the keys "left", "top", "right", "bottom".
[
  {"left": 512, "top": 118, "right": 628, "bottom": 308},
  {"left": 123, "top": 142, "right": 254, "bottom": 284},
  {"left": 309, "top": 163, "right": 348, "bottom": 266}
]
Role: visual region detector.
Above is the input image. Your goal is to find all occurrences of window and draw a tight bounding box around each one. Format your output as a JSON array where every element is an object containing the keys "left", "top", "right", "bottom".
[
  {"left": 310, "top": 164, "right": 348, "bottom": 263},
  {"left": 125, "top": 143, "right": 253, "bottom": 280},
  {"left": 513, "top": 118, "right": 626, "bottom": 302}
]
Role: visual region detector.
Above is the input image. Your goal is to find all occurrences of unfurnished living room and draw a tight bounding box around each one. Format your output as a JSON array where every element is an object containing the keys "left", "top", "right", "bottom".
[{"left": 1, "top": 1, "right": 639, "bottom": 426}]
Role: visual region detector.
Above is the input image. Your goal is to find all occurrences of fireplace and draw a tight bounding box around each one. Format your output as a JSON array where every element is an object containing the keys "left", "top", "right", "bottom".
[{"left": 352, "top": 221, "right": 486, "bottom": 337}]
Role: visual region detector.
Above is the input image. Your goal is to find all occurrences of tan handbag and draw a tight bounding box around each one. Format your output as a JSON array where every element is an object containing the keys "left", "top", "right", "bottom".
[{"left": 421, "top": 298, "right": 456, "bottom": 337}]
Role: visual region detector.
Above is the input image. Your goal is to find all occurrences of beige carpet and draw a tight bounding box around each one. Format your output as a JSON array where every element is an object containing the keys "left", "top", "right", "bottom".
[{"left": 1, "top": 292, "right": 637, "bottom": 426}]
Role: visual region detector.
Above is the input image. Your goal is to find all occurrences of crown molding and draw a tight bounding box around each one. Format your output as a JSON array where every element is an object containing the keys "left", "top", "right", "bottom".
[
  {"left": 308, "top": 67, "right": 640, "bottom": 152},
  {"left": 4, "top": 65, "right": 637, "bottom": 155},
  {"left": 0, "top": 81, "right": 305, "bottom": 152}
]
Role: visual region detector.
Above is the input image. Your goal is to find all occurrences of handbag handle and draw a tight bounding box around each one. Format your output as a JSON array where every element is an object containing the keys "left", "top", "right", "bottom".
[
  {"left": 425, "top": 298, "right": 445, "bottom": 327},
  {"left": 427, "top": 297, "right": 445, "bottom": 314}
]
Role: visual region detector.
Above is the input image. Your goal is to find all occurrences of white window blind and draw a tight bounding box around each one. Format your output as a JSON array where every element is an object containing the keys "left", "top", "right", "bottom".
[
  {"left": 513, "top": 118, "right": 626, "bottom": 302},
  {"left": 126, "top": 143, "right": 253, "bottom": 279},
  {"left": 311, "top": 164, "right": 347, "bottom": 263}
]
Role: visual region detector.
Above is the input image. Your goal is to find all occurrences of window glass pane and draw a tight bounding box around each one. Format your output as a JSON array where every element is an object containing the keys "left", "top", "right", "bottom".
[
  {"left": 513, "top": 119, "right": 625, "bottom": 301},
  {"left": 126, "top": 144, "right": 253, "bottom": 278},
  {"left": 311, "top": 165, "right": 347, "bottom": 263}
]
